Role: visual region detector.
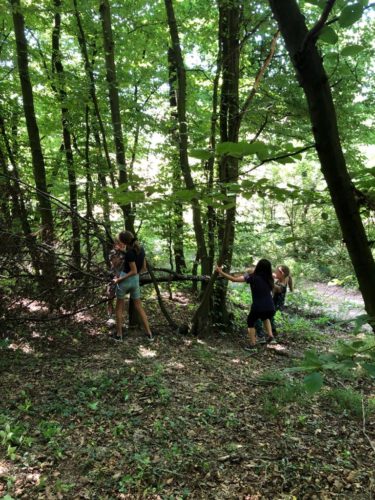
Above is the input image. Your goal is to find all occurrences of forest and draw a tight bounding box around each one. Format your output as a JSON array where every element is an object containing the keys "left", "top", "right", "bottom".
[{"left": 0, "top": 0, "right": 375, "bottom": 498}]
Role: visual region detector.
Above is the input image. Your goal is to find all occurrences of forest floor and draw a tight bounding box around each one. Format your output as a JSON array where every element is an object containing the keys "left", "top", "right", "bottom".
[{"left": 0, "top": 282, "right": 374, "bottom": 499}]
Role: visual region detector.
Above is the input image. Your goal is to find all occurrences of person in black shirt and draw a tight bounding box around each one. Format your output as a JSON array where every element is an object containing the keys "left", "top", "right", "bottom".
[
  {"left": 216, "top": 259, "right": 276, "bottom": 351},
  {"left": 255, "top": 264, "right": 293, "bottom": 339},
  {"left": 112, "top": 231, "right": 153, "bottom": 342}
]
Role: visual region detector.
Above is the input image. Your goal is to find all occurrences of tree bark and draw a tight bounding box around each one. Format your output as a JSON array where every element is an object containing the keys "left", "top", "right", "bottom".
[
  {"left": 99, "top": 0, "right": 135, "bottom": 233},
  {"left": 0, "top": 113, "right": 40, "bottom": 275},
  {"left": 73, "top": 0, "right": 116, "bottom": 190},
  {"left": 268, "top": 0, "right": 375, "bottom": 328},
  {"left": 164, "top": 0, "right": 212, "bottom": 334},
  {"left": 52, "top": 0, "right": 81, "bottom": 273},
  {"left": 164, "top": 0, "right": 209, "bottom": 275},
  {"left": 10, "top": 0, "right": 57, "bottom": 292},
  {"left": 168, "top": 46, "right": 186, "bottom": 273},
  {"left": 214, "top": 0, "right": 241, "bottom": 326}
]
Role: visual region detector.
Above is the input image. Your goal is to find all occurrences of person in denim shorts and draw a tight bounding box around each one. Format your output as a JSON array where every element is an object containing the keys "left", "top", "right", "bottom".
[{"left": 113, "top": 231, "right": 153, "bottom": 342}]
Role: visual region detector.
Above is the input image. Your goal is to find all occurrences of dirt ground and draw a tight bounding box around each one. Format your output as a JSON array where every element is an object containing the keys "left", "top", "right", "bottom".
[{"left": 0, "top": 285, "right": 374, "bottom": 499}]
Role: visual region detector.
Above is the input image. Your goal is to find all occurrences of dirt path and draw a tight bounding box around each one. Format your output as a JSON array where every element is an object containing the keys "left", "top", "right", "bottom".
[{"left": 299, "top": 280, "right": 367, "bottom": 323}]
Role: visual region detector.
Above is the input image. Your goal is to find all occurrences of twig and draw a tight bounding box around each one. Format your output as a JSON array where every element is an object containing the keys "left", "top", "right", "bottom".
[
  {"left": 241, "top": 144, "right": 316, "bottom": 175},
  {"left": 239, "top": 30, "right": 280, "bottom": 123},
  {"left": 301, "top": 0, "right": 337, "bottom": 52}
]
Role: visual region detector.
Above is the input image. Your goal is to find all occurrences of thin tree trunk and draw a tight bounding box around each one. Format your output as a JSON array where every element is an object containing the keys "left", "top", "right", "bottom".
[
  {"left": 164, "top": 0, "right": 209, "bottom": 275},
  {"left": 164, "top": 0, "right": 212, "bottom": 334},
  {"left": 268, "top": 0, "right": 375, "bottom": 328},
  {"left": 83, "top": 105, "right": 97, "bottom": 269},
  {"left": 214, "top": 0, "right": 241, "bottom": 326},
  {"left": 10, "top": 0, "right": 57, "bottom": 292},
  {"left": 52, "top": 0, "right": 81, "bottom": 273},
  {"left": 168, "top": 46, "right": 186, "bottom": 273},
  {"left": 73, "top": 0, "right": 116, "bottom": 190},
  {"left": 99, "top": 0, "right": 135, "bottom": 233},
  {"left": 0, "top": 114, "right": 41, "bottom": 274}
]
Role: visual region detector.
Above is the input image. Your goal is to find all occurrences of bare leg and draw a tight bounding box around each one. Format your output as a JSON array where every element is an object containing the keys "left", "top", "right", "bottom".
[
  {"left": 247, "top": 327, "right": 256, "bottom": 346},
  {"left": 263, "top": 319, "right": 274, "bottom": 340},
  {"left": 133, "top": 298, "right": 152, "bottom": 337},
  {"left": 115, "top": 298, "right": 125, "bottom": 338}
]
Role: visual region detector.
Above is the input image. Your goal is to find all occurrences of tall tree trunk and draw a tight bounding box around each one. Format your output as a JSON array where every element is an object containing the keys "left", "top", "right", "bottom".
[
  {"left": 0, "top": 114, "right": 41, "bottom": 275},
  {"left": 164, "top": 0, "right": 209, "bottom": 273},
  {"left": 99, "top": 0, "right": 135, "bottom": 233},
  {"left": 52, "top": 0, "right": 81, "bottom": 273},
  {"left": 84, "top": 105, "right": 94, "bottom": 270},
  {"left": 168, "top": 46, "right": 186, "bottom": 273},
  {"left": 73, "top": 0, "right": 116, "bottom": 190},
  {"left": 10, "top": 0, "right": 57, "bottom": 292},
  {"left": 214, "top": 0, "right": 241, "bottom": 327},
  {"left": 164, "top": 0, "right": 212, "bottom": 334},
  {"left": 268, "top": 0, "right": 375, "bottom": 328}
]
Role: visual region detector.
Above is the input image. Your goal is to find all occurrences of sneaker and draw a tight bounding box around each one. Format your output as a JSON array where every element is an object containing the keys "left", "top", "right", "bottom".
[
  {"left": 110, "top": 333, "right": 123, "bottom": 341},
  {"left": 257, "top": 336, "right": 267, "bottom": 344},
  {"left": 244, "top": 344, "right": 258, "bottom": 352},
  {"left": 146, "top": 333, "right": 155, "bottom": 342}
]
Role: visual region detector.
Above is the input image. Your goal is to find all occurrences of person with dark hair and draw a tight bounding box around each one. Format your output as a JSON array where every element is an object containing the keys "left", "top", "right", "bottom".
[
  {"left": 216, "top": 259, "right": 276, "bottom": 351},
  {"left": 255, "top": 264, "right": 293, "bottom": 340},
  {"left": 112, "top": 230, "right": 153, "bottom": 342}
]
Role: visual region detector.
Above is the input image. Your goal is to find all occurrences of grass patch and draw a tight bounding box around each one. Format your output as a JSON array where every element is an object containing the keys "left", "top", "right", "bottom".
[{"left": 321, "top": 388, "right": 375, "bottom": 418}]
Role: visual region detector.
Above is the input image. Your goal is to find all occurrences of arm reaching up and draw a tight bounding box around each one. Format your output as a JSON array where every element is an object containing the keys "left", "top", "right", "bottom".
[{"left": 216, "top": 266, "right": 246, "bottom": 283}]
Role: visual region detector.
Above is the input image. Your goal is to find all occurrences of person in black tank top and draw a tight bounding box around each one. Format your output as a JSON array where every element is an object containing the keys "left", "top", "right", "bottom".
[
  {"left": 216, "top": 259, "right": 276, "bottom": 351},
  {"left": 112, "top": 231, "right": 153, "bottom": 342}
]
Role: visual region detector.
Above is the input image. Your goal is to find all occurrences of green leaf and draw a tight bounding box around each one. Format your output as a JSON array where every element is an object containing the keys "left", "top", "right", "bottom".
[
  {"left": 341, "top": 44, "right": 365, "bottom": 57},
  {"left": 189, "top": 149, "right": 213, "bottom": 160},
  {"left": 339, "top": 3, "right": 364, "bottom": 28},
  {"left": 275, "top": 236, "right": 298, "bottom": 246},
  {"left": 351, "top": 340, "right": 366, "bottom": 349},
  {"left": 113, "top": 190, "right": 145, "bottom": 204},
  {"left": 216, "top": 141, "right": 267, "bottom": 158},
  {"left": 304, "top": 372, "right": 324, "bottom": 393},
  {"left": 362, "top": 363, "right": 375, "bottom": 377},
  {"left": 87, "top": 401, "right": 99, "bottom": 410},
  {"left": 173, "top": 189, "right": 198, "bottom": 202},
  {"left": 319, "top": 26, "right": 339, "bottom": 44}
]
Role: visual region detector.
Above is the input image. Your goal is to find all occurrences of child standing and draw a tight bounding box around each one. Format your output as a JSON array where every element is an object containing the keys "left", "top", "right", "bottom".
[
  {"left": 106, "top": 247, "right": 124, "bottom": 322},
  {"left": 216, "top": 259, "right": 275, "bottom": 351},
  {"left": 113, "top": 230, "right": 153, "bottom": 342}
]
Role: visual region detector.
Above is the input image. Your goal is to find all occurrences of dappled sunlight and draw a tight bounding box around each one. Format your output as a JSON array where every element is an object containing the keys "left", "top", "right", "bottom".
[
  {"left": 13, "top": 298, "right": 49, "bottom": 314},
  {"left": 138, "top": 346, "right": 157, "bottom": 358},
  {"left": 8, "top": 342, "right": 34, "bottom": 354},
  {"left": 267, "top": 344, "right": 288, "bottom": 354},
  {"left": 166, "top": 361, "right": 185, "bottom": 370},
  {"left": 68, "top": 310, "right": 95, "bottom": 323},
  {"left": 161, "top": 291, "right": 191, "bottom": 306},
  {"left": 124, "top": 358, "right": 135, "bottom": 364},
  {"left": 231, "top": 358, "right": 242, "bottom": 364},
  {"left": 0, "top": 461, "right": 10, "bottom": 475}
]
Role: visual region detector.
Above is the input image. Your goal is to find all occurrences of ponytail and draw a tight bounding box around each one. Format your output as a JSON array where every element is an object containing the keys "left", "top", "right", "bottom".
[{"left": 279, "top": 265, "right": 293, "bottom": 292}]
